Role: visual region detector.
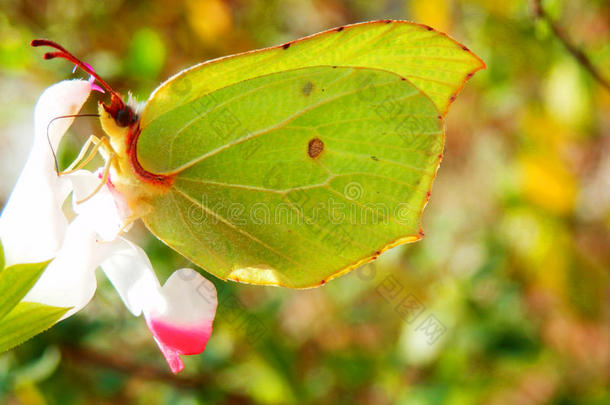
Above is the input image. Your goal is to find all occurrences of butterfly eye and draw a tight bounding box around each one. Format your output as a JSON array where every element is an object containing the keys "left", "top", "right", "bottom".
[{"left": 115, "top": 107, "right": 135, "bottom": 127}]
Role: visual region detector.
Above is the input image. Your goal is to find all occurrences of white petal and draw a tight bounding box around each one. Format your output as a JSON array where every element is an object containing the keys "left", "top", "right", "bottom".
[
  {"left": 66, "top": 170, "right": 101, "bottom": 203},
  {"left": 143, "top": 269, "right": 218, "bottom": 373},
  {"left": 22, "top": 215, "right": 113, "bottom": 318},
  {"left": 67, "top": 170, "right": 124, "bottom": 241},
  {"left": 34, "top": 80, "right": 93, "bottom": 156},
  {"left": 0, "top": 80, "right": 92, "bottom": 266},
  {"left": 99, "top": 238, "right": 163, "bottom": 316}
]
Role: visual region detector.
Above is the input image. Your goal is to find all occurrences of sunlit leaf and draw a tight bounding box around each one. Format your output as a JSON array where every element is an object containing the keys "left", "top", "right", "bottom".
[
  {"left": 0, "top": 302, "right": 69, "bottom": 353},
  {"left": 0, "top": 260, "right": 51, "bottom": 321}
]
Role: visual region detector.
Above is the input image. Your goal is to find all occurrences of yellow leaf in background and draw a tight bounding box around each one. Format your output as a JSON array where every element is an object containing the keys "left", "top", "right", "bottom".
[
  {"left": 185, "top": 0, "right": 233, "bottom": 43},
  {"left": 501, "top": 208, "right": 568, "bottom": 296},
  {"left": 462, "top": 0, "right": 519, "bottom": 17},
  {"left": 408, "top": 0, "right": 452, "bottom": 32},
  {"left": 522, "top": 110, "right": 566, "bottom": 147},
  {"left": 537, "top": 235, "right": 568, "bottom": 295},
  {"left": 544, "top": 58, "right": 592, "bottom": 129},
  {"left": 519, "top": 154, "right": 577, "bottom": 215}
]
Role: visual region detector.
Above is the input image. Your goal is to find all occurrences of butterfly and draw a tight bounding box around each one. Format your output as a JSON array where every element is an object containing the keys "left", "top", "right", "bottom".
[{"left": 32, "top": 20, "right": 485, "bottom": 288}]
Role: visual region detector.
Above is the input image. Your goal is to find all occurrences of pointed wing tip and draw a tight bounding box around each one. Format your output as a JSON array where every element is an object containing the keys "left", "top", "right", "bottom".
[{"left": 355, "top": 19, "right": 486, "bottom": 116}]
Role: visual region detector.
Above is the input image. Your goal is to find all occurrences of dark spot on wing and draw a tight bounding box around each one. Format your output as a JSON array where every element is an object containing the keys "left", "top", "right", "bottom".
[
  {"left": 424, "top": 25, "right": 434, "bottom": 31},
  {"left": 308, "top": 138, "right": 324, "bottom": 158},
  {"left": 302, "top": 81, "right": 314, "bottom": 96},
  {"left": 461, "top": 45, "right": 469, "bottom": 51},
  {"left": 336, "top": 26, "right": 344, "bottom": 32},
  {"left": 282, "top": 43, "right": 291, "bottom": 49},
  {"left": 385, "top": 19, "right": 392, "bottom": 24},
  {"left": 371, "top": 156, "right": 379, "bottom": 161}
]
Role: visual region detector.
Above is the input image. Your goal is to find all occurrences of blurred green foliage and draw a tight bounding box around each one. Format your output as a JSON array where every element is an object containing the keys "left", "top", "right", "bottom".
[{"left": 1, "top": 0, "right": 609, "bottom": 404}]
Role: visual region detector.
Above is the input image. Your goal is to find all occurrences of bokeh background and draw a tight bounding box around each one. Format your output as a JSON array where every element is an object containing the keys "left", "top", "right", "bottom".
[{"left": 1, "top": 0, "right": 609, "bottom": 404}]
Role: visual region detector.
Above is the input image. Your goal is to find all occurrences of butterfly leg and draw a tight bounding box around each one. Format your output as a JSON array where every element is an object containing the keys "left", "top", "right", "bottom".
[
  {"left": 60, "top": 135, "right": 107, "bottom": 175},
  {"left": 75, "top": 140, "right": 117, "bottom": 204}
]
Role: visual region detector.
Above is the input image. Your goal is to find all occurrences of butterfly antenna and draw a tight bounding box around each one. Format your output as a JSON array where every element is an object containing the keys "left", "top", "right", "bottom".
[
  {"left": 31, "top": 39, "right": 125, "bottom": 108},
  {"left": 46, "top": 113, "right": 100, "bottom": 174}
]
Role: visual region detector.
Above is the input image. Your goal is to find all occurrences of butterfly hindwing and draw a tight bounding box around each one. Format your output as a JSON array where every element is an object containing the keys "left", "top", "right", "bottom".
[{"left": 141, "top": 66, "right": 443, "bottom": 287}]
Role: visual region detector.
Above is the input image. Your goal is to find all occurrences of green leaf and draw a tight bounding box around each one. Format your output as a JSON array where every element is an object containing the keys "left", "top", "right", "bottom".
[
  {"left": 141, "top": 66, "right": 442, "bottom": 287},
  {"left": 0, "top": 259, "right": 51, "bottom": 321},
  {"left": 0, "top": 302, "right": 69, "bottom": 353},
  {"left": 0, "top": 239, "right": 4, "bottom": 271},
  {"left": 142, "top": 20, "right": 485, "bottom": 127}
]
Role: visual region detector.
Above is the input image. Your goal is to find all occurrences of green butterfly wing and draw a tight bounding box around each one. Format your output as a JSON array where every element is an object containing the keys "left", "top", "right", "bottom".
[
  {"left": 141, "top": 20, "right": 484, "bottom": 129},
  {"left": 141, "top": 66, "right": 443, "bottom": 287}
]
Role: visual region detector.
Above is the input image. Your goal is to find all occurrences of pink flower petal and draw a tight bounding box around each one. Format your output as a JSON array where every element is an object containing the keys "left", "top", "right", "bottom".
[
  {"left": 147, "top": 318, "right": 213, "bottom": 373},
  {"left": 90, "top": 82, "right": 105, "bottom": 93},
  {"left": 146, "top": 317, "right": 213, "bottom": 355},
  {"left": 88, "top": 76, "right": 105, "bottom": 93},
  {"left": 153, "top": 338, "right": 184, "bottom": 373},
  {"left": 143, "top": 269, "right": 217, "bottom": 373}
]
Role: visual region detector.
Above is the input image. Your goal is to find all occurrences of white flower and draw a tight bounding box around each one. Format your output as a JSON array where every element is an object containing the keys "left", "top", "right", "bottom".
[{"left": 0, "top": 80, "right": 217, "bottom": 373}]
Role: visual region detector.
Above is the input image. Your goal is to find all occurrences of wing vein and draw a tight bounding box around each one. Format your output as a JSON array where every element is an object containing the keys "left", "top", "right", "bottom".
[
  {"left": 327, "top": 149, "right": 433, "bottom": 174},
  {"left": 174, "top": 187, "right": 304, "bottom": 267},
  {"left": 170, "top": 191, "right": 232, "bottom": 269}
]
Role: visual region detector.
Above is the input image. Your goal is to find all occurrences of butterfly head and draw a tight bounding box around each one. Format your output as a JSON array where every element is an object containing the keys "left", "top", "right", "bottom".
[
  {"left": 31, "top": 39, "right": 138, "bottom": 129},
  {"left": 103, "top": 94, "right": 138, "bottom": 128}
]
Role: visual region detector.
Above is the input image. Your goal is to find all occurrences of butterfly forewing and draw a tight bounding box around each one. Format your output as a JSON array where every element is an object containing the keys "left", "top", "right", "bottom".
[{"left": 140, "top": 20, "right": 484, "bottom": 130}]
